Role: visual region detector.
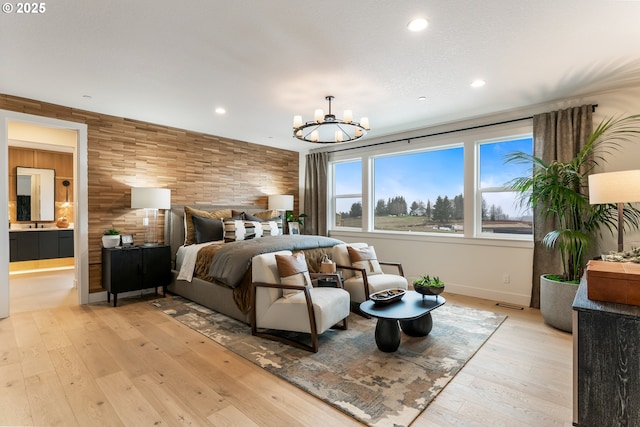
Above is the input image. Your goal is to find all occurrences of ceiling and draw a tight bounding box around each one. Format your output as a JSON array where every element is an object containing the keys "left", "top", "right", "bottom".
[{"left": 2, "top": 1, "right": 640, "bottom": 152}]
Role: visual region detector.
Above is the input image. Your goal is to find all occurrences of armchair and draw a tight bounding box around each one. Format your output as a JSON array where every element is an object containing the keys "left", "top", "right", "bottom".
[
  {"left": 332, "top": 243, "right": 408, "bottom": 304},
  {"left": 251, "top": 250, "right": 350, "bottom": 352}
]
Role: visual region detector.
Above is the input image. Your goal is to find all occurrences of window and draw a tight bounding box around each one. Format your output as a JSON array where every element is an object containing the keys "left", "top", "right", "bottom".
[
  {"left": 478, "top": 136, "right": 533, "bottom": 236},
  {"left": 328, "top": 122, "right": 533, "bottom": 240},
  {"left": 373, "top": 147, "right": 464, "bottom": 233},
  {"left": 332, "top": 160, "right": 362, "bottom": 228}
]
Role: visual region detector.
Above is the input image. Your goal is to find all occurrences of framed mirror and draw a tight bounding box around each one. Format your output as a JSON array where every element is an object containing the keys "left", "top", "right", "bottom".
[{"left": 16, "top": 166, "right": 55, "bottom": 221}]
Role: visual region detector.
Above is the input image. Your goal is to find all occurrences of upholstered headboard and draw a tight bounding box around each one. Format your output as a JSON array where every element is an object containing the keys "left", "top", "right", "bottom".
[{"left": 164, "top": 204, "right": 266, "bottom": 267}]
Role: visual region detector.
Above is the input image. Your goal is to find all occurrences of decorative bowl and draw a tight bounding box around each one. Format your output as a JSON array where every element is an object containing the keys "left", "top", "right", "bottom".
[
  {"left": 414, "top": 285, "right": 445, "bottom": 296},
  {"left": 370, "top": 288, "right": 405, "bottom": 305}
]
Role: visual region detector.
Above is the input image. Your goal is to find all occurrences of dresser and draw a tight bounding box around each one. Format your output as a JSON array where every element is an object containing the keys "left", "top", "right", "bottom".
[{"left": 572, "top": 280, "right": 640, "bottom": 425}]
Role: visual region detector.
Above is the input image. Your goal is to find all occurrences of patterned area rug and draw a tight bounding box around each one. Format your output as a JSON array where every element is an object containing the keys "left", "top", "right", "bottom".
[{"left": 151, "top": 296, "right": 506, "bottom": 427}]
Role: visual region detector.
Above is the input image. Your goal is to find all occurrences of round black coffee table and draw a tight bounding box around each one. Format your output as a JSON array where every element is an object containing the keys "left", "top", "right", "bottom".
[{"left": 359, "top": 290, "right": 446, "bottom": 352}]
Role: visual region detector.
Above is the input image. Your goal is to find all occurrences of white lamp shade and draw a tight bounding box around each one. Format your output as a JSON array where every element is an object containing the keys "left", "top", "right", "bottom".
[
  {"left": 588, "top": 170, "right": 640, "bottom": 204},
  {"left": 131, "top": 188, "right": 171, "bottom": 209},
  {"left": 268, "top": 194, "right": 294, "bottom": 211}
]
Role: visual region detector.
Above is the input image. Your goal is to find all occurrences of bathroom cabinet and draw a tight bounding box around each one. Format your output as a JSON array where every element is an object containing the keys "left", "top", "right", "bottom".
[{"left": 9, "top": 229, "right": 74, "bottom": 262}]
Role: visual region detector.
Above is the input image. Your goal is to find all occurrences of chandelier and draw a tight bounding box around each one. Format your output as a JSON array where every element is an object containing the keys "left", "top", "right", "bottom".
[{"left": 293, "top": 95, "right": 370, "bottom": 143}]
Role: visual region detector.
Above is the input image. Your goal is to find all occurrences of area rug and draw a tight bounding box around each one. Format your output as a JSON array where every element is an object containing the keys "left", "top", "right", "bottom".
[{"left": 151, "top": 296, "right": 506, "bottom": 427}]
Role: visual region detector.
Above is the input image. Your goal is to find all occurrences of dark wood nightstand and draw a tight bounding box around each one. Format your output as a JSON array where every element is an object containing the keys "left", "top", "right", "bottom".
[{"left": 102, "top": 244, "right": 171, "bottom": 307}]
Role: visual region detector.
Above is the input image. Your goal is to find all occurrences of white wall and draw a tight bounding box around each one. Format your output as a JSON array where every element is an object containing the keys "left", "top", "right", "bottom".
[
  {"left": 325, "top": 83, "right": 640, "bottom": 306},
  {"left": 332, "top": 230, "right": 533, "bottom": 306}
]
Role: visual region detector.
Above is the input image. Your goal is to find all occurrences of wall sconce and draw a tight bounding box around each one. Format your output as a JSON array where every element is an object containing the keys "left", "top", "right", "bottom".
[
  {"left": 131, "top": 187, "right": 171, "bottom": 246},
  {"left": 62, "top": 180, "right": 71, "bottom": 207},
  {"left": 589, "top": 170, "right": 640, "bottom": 252}
]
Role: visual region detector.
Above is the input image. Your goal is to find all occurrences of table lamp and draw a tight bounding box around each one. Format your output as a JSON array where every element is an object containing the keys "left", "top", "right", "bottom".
[
  {"left": 131, "top": 187, "right": 171, "bottom": 246},
  {"left": 268, "top": 194, "right": 294, "bottom": 234},
  {"left": 588, "top": 170, "right": 640, "bottom": 252}
]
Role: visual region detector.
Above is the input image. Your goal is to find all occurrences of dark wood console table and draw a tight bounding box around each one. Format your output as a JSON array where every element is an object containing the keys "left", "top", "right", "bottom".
[{"left": 572, "top": 279, "right": 640, "bottom": 426}]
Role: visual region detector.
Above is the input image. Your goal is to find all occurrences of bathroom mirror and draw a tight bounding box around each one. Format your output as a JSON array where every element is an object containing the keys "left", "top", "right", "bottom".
[{"left": 16, "top": 166, "right": 55, "bottom": 221}]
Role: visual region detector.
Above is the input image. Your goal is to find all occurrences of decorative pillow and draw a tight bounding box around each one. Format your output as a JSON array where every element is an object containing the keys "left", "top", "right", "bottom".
[
  {"left": 261, "top": 220, "right": 282, "bottom": 236},
  {"left": 251, "top": 209, "right": 281, "bottom": 221},
  {"left": 347, "top": 245, "right": 383, "bottom": 278},
  {"left": 275, "top": 252, "right": 312, "bottom": 297},
  {"left": 184, "top": 206, "right": 233, "bottom": 245},
  {"left": 192, "top": 215, "right": 224, "bottom": 244},
  {"left": 223, "top": 220, "right": 282, "bottom": 241},
  {"left": 224, "top": 219, "right": 249, "bottom": 242},
  {"left": 243, "top": 212, "right": 263, "bottom": 221}
]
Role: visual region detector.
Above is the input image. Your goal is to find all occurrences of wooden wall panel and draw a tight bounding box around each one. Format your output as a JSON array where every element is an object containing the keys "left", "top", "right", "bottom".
[{"left": 1, "top": 94, "right": 299, "bottom": 292}]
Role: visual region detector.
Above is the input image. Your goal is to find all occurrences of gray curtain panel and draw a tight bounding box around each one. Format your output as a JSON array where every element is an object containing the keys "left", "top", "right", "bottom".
[
  {"left": 530, "top": 104, "right": 593, "bottom": 308},
  {"left": 304, "top": 151, "right": 329, "bottom": 236}
]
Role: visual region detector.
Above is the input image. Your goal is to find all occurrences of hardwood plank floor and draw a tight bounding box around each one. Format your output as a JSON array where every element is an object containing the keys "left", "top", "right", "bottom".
[{"left": 2, "top": 273, "right": 573, "bottom": 426}]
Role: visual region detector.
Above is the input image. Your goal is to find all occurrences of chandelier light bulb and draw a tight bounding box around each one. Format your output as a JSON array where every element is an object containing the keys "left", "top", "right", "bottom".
[
  {"left": 360, "top": 117, "right": 370, "bottom": 130},
  {"left": 293, "top": 115, "right": 303, "bottom": 129},
  {"left": 335, "top": 130, "right": 344, "bottom": 142},
  {"left": 343, "top": 110, "right": 353, "bottom": 123},
  {"left": 310, "top": 130, "right": 319, "bottom": 142},
  {"left": 314, "top": 109, "right": 324, "bottom": 123}
]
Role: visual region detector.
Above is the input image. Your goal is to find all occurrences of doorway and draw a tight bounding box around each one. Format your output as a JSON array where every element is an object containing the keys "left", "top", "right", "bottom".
[{"left": 1, "top": 111, "right": 89, "bottom": 319}]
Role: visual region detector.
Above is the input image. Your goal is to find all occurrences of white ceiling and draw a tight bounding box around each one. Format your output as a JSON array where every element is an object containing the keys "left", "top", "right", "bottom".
[{"left": 2, "top": 1, "right": 640, "bottom": 152}]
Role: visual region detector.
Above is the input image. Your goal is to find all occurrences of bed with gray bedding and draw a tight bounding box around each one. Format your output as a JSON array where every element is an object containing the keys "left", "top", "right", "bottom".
[{"left": 164, "top": 205, "right": 343, "bottom": 324}]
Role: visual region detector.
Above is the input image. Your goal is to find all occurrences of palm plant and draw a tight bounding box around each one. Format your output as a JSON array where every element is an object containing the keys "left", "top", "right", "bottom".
[{"left": 507, "top": 115, "right": 640, "bottom": 283}]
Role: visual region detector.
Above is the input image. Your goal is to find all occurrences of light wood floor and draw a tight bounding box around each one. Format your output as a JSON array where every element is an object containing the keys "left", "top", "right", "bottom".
[{"left": 1, "top": 271, "right": 573, "bottom": 426}]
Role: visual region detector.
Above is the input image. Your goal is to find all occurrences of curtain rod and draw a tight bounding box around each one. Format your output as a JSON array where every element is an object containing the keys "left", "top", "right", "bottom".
[{"left": 328, "top": 104, "right": 598, "bottom": 153}]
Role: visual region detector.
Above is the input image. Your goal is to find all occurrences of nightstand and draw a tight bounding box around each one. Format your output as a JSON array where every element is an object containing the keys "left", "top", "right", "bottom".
[{"left": 102, "top": 244, "right": 171, "bottom": 307}]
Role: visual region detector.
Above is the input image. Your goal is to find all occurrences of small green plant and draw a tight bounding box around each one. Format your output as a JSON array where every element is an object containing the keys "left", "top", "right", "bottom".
[
  {"left": 413, "top": 274, "right": 445, "bottom": 288},
  {"left": 286, "top": 212, "right": 307, "bottom": 225},
  {"left": 103, "top": 227, "right": 120, "bottom": 235}
]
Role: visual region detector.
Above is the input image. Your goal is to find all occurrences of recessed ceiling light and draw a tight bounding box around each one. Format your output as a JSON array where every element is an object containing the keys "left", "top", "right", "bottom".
[
  {"left": 418, "top": 96, "right": 427, "bottom": 101},
  {"left": 470, "top": 79, "right": 486, "bottom": 88},
  {"left": 407, "top": 18, "right": 428, "bottom": 32},
  {"left": 215, "top": 107, "right": 226, "bottom": 114}
]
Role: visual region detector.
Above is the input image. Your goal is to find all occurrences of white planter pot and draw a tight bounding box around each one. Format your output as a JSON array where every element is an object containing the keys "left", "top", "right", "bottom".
[
  {"left": 540, "top": 274, "right": 579, "bottom": 333},
  {"left": 102, "top": 235, "right": 120, "bottom": 248}
]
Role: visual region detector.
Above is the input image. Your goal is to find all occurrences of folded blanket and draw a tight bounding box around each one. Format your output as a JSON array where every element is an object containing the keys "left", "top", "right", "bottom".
[
  {"left": 208, "top": 235, "right": 344, "bottom": 288},
  {"left": 177, "top": 241, "right": 223, "bottom": 282}
]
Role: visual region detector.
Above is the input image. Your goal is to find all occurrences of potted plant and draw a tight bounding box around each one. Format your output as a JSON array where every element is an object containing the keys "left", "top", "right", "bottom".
[
  {"left": 102, "top": 227, "right": 121, "bottom": 248},
  {"left": 412, "top": 274, "right": 445, "bottom": 299},
  {"left": 286, "top": 212, "right": 307, "bottom": 234},
  {"left": 507, "top": 115, "right": 640, "bottom": 332}
]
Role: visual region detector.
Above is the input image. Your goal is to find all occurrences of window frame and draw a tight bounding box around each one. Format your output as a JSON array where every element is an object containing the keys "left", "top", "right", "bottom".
[
  {"left": 327, "top": 121, "right": 534, "bottom": 241},
  {"left": 475, "top": 133, "right": 533, "bottom": 240},
  {"left": 330, "top": 159, "right": 363, "bottom": 230},
  {"left": 370, "top": 143, "right": 465, "bottom": 235}
]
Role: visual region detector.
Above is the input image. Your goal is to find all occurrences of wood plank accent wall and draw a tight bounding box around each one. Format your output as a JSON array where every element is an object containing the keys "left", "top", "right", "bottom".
[{"left": 1, "top": 94, "right": 299, "bottom": 292}]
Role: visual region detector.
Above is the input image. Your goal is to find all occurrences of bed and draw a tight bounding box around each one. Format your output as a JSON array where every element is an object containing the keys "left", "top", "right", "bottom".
[{"left": 163, "top": 204, "right": 343, "bottom": 324}]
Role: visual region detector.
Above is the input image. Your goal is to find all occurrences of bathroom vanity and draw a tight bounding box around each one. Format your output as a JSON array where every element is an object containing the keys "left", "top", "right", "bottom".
[{"left": 9, "top": 228, "right": 74, "bottom": 262}]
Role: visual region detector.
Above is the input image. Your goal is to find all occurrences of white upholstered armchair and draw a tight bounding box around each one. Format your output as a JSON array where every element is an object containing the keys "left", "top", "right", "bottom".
[
  {"left": 331, "top": 243, "right": 408, "bottom": 304},
  {"left": 251, "top": 250, "right": 350, "bottom": 352}
]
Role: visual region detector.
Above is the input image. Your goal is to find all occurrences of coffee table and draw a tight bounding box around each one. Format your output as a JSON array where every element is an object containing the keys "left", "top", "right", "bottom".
[{"left": 359, "top": 290, "right": 446, "bottom": 352}]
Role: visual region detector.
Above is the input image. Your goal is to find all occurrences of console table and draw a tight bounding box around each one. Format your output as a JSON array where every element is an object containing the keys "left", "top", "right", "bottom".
[{"left": 572, "top": 279, "right": 640, "bottom": 426}]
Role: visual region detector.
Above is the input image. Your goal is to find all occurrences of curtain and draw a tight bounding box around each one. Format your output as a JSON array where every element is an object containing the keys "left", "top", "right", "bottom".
[
  {"left": 304, "top": 151, "right": 329, "bottom": 236},
  {"left": 529, "top": 104, "right": 593, "bottom": 308}
]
